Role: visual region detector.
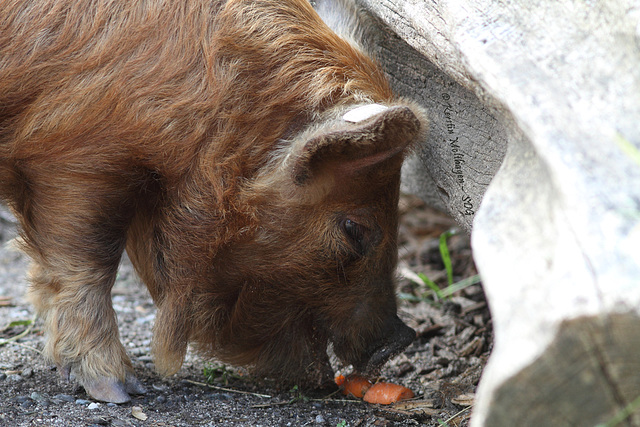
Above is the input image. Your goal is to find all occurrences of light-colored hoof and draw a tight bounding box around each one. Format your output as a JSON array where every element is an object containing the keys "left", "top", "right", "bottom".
[{"left": 83, "top": 377, "right": 131, "bottom": 403}]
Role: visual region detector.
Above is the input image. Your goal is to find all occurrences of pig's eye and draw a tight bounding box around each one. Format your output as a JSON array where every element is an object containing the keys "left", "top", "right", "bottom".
[{"left": 341, "top": 218, "right": 369, "bottom": 256}]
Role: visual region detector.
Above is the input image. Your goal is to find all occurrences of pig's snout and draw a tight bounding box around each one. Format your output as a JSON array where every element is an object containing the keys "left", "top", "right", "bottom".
[{"left": 353, "top": 315, "right": 416, "bottom": 374}]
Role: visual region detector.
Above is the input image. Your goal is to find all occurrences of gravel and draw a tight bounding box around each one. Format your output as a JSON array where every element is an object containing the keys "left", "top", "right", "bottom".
[{"left": 0, "top": 197, "right": 492, "bottom": 426}]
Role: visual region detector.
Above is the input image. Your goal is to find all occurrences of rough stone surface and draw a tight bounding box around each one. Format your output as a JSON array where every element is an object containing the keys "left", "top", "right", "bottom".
[{"left": 343, "top": 0, "right": 640, "bottom": 425}]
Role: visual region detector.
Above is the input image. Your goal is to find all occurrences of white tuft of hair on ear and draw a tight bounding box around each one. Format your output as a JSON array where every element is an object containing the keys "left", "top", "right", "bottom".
[
  {"left": 342, "top": 104, "right": 389, "bottom": 123},
  {"left": 313, "top": 0, "right": 367, "bottom": 51}
]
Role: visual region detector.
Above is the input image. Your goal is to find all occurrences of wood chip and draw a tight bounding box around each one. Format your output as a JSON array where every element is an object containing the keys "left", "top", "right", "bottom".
[
  {"left": 459, "top": 337, "right": 485, "bottom": 357},
  {"left": 461, "top": 301, "right": 487, "bottom": 315},
  {"left": 451, "top": 393, "right": 475, "bottom": 406},
  {"left": 392, "top": 399, "right": 437, "bottom": 411},
  {"left": 376, "top": 399, "right": 440, "bottom": 422},
  {"left": 416, "top": 323, "right": 444, "bottom": 339},
  {"left": 131, "top": 406, "right": 148, "bottom": 421}
]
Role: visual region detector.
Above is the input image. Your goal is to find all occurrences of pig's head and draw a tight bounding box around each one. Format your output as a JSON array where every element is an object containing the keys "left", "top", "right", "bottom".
[{"left": 212, "top": 102, "right": 426, "bottom": 387}]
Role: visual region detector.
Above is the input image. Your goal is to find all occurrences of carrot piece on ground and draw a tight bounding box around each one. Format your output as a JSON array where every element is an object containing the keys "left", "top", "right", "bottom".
[
  {"left": 362, "top": 382, "right": 414, "bottom": 404},
  {"left": 335, "top": 374, "right": 372, "bottom": 398}
]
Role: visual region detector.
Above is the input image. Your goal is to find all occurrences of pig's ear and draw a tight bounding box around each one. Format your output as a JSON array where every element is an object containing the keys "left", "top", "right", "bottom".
[{"left": 291, "top": 105, "right": 423, "bottom": 186}]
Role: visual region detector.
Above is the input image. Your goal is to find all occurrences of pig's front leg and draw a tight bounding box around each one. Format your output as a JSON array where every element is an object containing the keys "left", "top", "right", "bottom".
[{"left": 19, "top": 173, "right": 145, "bottom": 403}]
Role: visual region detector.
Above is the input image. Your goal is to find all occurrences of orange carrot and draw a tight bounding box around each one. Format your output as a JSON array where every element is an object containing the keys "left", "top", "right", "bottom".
[
  {"left": 334, "top": 374, "right": 372, "bottom": 398},
  {"left": 362, "top": 382, "right": 414, "bottom": 404}
]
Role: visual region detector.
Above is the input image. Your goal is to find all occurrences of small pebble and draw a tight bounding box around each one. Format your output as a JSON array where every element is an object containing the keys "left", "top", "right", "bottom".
[
  {"left": 21, "top": 399, "right": 36, "bottom": 409},
  {"left": 206, "top": 392, "right": 233, "bottom": 401},
  {"left": 21, "top": 367, "right": 34, "bottom": 378},
  {"left": 13, "top": 395, "right": 32, "bottom": 405},
  {"left": 53, "top": 394, "right": 75, "bottom": 403},
  {"left": 12, "top": 396, "right": 35, "bottom": 409},
  {"left": 6, "top": 374, "right": 22, "bottom": 382},
  {"left": 75, "top": 399, "right": 91, "bottom": 405},
  {"left": 152, "top": 383, "right": 168, "bottom": 391},
  {"left": 89, "top": 416, "right": 110, "bottom": 425},
  {"left": 88, "top": 402, "right": 101, "bottom": 410},
  {"left": 30, "top": 392, "right": 47, "bottom": 402},
  {"left": 89, "top": 416, "right": 110, "bottom": 426},
  {"left": 135, "top": 314, "right": 155, "bottom": 325},
  {"left": 315, "top": 414, "right": 326, "bottom": 424},
  {"left": 0, "top": 373, "right": 6, "bottom": 381}
]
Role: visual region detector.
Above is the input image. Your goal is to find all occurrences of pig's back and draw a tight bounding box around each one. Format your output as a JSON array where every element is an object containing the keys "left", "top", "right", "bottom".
[
  {"left": 0, "top": 0, "right": 226, "bottom": 175},
  {"left": 0, "top": 0, "right": 391, "bottom": 184}
]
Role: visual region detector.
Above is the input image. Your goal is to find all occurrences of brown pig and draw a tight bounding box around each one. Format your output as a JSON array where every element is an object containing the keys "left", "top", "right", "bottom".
[{"left": 0, "top": 0, "right": 426, "bottom": 403}]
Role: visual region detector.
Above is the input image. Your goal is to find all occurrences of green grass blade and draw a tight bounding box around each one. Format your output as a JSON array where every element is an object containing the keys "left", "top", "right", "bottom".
[
  {"left": 0, "top": 315, "right": 36, "bottom": 347},
  {"left": 398, "top": 292, "right": 423, "bottom": 302},
  {"left": 439, "top": 230, "right": 456, "bottom": 286},
  {"left": 595, "top": 394, "right": 640, "bottom": 427},
  {"left": 615, "top": 132, "right": 640, "bottom": 167},
  {"left": 440, "top": 274, "right": 482, "bottom": 298},
  {"left": 418, "top": 272, "right": 444, "bottom": 299},
  {"left": 7, "top": 319, "right": 33, "bottom": 328}
]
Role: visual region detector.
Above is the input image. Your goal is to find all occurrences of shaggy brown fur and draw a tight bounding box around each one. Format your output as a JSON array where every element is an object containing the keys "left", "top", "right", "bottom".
[{"left": 0, "top": 0, "right": 427, "bottom": 402}]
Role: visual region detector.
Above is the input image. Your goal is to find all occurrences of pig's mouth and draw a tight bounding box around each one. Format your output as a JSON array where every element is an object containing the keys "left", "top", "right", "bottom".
[{"left": 333, "top": 315, "right": 416, "bottom": 375}]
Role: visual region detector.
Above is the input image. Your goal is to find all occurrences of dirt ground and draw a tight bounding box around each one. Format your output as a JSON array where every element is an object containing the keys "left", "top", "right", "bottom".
[{"left": 0, "top": 195, "right": 492, "bottom": 426}]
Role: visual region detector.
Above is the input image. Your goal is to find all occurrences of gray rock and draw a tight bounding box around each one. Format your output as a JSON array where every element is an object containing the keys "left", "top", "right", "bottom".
[
  {"left": 53, "top": 394, "right": 76, "bottom": 403},
  {"left": 30, "top": 392, "right": 47, "bottom": 402},
  {"left": 330, "top": 0, "right": 640, "bottom": 426}
]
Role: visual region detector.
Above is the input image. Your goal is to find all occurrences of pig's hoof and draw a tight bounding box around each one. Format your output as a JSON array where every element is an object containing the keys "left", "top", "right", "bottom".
[
  {"left": 82, "top": 377, "right": 133, "bottom": 403},
  {"left": 56, "top": 364, "right": 71, "bottom": 382},
  {"left": 125, "top": 372, "right": 147, "bottom": 395}
]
